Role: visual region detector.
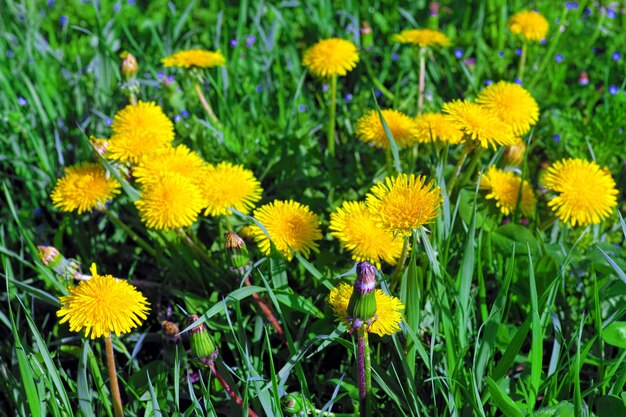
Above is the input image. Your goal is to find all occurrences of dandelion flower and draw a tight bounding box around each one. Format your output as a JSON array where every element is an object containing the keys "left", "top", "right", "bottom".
[
  {"left": 134, "top": 145, "right": 208, "bottom": 185},
  {"left": 51, "top": 162, "right": 121, "bottom": 214},
  {"left": 162, "top": 49, "right": 226, "bottom": 69},
  {"left": 107, "top": 101, "right": 174, "bottom": 163},
  {"left": 302, "top": 38, "right": 359, "bottom": 77},
  {"left": 356, "top": 109, "right": 417, "bottom": 149},
  {"left": 329, "top": 283, "right": 404, "bottom": 336},
  {"left": 503, "top": 137, "right": 526, "bottom": 167},
  {"left": 329, "top": 201, "right": 404, "bottom": 268},
  {"left": 414, "top": 112, "right": 464, "bottom": 144},
  {"left": 476, "top": 81, "right": 539, "bottom": 136},
  {"left": 366, "top": 174, "right": 443, "bottom": 236},
  {"left": 251, "top": 200, "right": 322, "bottom": 261},
  {"left": 199, "top": 162, "right": 263, "bottom": 217},
  {"left": 543, "top": 158, "right": 618, "bottom": 227},
  {"left": 57, "top": 263, "right": 150, "bottom": 339},
  {"left": 135, "top": 174, "right": 205, "bottom": 230},
  {"left": 481, "top": 167, "right": 535, "bottom": 216},
  {"left": 509, "top": 10, "right": 549, "bottom": 42},
  {"left": 443, "top": 100, "right": 515, "bottom": 148},
  {"left": 393, "top": 28, "right": 451, "bottom": 48}
]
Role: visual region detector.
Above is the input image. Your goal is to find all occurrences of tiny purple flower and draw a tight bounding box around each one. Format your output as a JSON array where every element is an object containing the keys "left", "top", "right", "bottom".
[
  {"left": 322, "top": 84, "right": 329, "bottom": 93},
  {"left": 391, "top": 52, "right": 399, "bottom": 61},
  {"left": 607, "top": 9, "right": 617, "bottom": 19},
  {"left": 174, "top": 114, "right": 182, "bottom": 123},
  {"left": 566, "top": 2, "right": 578, "bottom": 10},
  {"left": 375, "top": 89, "right": 382, "bottom": 97},
  {"left": 609, "top": 85, "right": 619, "bottom": 95},
  {"left": 17, "top": 97, "right": 27, "bottom": 106},
  {"left": 128, "top": 0, "right": 136, "bottom": 4},
  {"left": 515, "top": 48, "right": 522, "bottom": 56},
  {"left": 584, "top": 7, "right": 592, "bottom": 15},
  {"left": 555, "top": 54, "right": 564, "bottom": 63},
  {"left": 157, "top": 72, "right": 164, "bottom": 80},
  {"left": 166, "top": 75, "right": 175, "bottom": 84},
  {"left": 612, "top": 52, "right": 621, "bottom": 61},
  {"left": 6, "top": 50, "right": 14, "bottom": 58},
  {"left": 255, "top": 84, "right": 262, "bottom": 92},
  {"left": 454, "top": 48, "right": 463, "bottom": 59},
  {"left": 553, "top": 134, "right": 560, "bottom": 143},
  {"left": 344, "top": 93, "right": 353, "bottom": 102},
  {"left": 514, "top": 78, "right": 523, "bottom": 85},
  {"left": 59, "top": 15, "right": 68, "bottom": 24},
  {"left": 246, "top": 35, "right": 256, "bottom": 48},
  {"left": 230, "top": 39, "right": 238, "bottom": 47},
  {"left": 47, "top": 0, "right": 55, "bottom": 6},
  {"left": 297, "top": 104, "right": 307, "bottom": 112},
  {"left": 114, "top": 4, "right": 120, "bottom": 12},
  {"left": 181, "top": 110, "right": 190, "bottom": 118},
  {"left": 498, "top": 50, "right": 504, "bottom": 58},
  {"left": 540, "top": 38, "right": 547, "bottom": 44},
  {"left": 105, "top": 118, "right": 113, "bottom": 126},
  {"left": 485, "top": 79, "right": 493, "bottom": 86}
]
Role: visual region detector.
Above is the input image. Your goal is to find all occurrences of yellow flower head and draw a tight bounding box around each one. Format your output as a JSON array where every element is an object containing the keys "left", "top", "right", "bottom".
[
  {"left": 51, "top": 162, "right": 121, "bottom": 214},
  {"left": 135, "top": 173, "right": 205, "bottom": 230},
  {"left": 251, "top": 200, "right": 322, "bottom": 261},
  {"left": 414, "top": 112, "right": 464, "bottom": 144},
  {"left": 393, "top": 28, "right": 451, "bottom": 48},
  {"left": 133, "top": 145, "right": 208, "bottom": 185},
  {"left": 543, "top": 158, "right": 618, "bottom": 227},
  {"left": 443, "top": 100, "right": 516, "bottom": 149},
  {"left": 329, "top": 201, "right": 404, "bottom": 268},
  {"left": 302, "top": 38, "right": 359, "bottom": 77},
  {"left": 57, "top": 263, "right": 150, "bottom": 339},
  {"left": 329, "top": 283, "right": 404, "bottom": 336},
  {"left": 476, "top": 81, "right": 539, "bottom": 136},
  {"left": 508, "top": 10, "right": 549, "bottom": 42},
  {"left": 503, "top": 137, "right": 527, "bottom": 167},
  {"left": 356, "top": 109, "right": 417, "bottom": 149},
  {"left": 366, "top": 174, "right": 443, "bottom": 236},
  {"left": 108, "top": 101, "right": 175, "bottom": 163},
  {"left": 161, "top": 49, "right": 226, "bottom": 69},
  {"left": 480, "top": 167, "right": 535, "bottom": 217},
  {"left": 199, "top": 162, "right": 263, "bottom": 217}
]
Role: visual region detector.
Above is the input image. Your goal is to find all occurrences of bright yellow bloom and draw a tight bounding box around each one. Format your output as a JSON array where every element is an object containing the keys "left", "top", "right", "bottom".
[
  {"left": 51, "top": 162, "right": 121, "bottom": 214},
  {"left": 329, "top": 283, "right": 404, "bottom": 336},
  {"left": 476, "top": 81, "right": 539, "bottom": 136},
  {"left": 57, "top": 263, "right": 150, "bottom": 339},
  {"left": 503, "top": 138, "right": 526, "bottom": 167},
  {"left": 302, "top": 38, "right": 359, "bottom": 77},
  {"left": 543, "top": 158, "right": 618, "bottom": 227},
  {"left": 509, "top": 10, "right": 549, "bottom": 42},
  {"left": 199, "top": 162, "right": 263, "bottom": 217},
  {"left": 366, "top": 174, "right": 443, "bottom": 236},
  {"left": 133, "top": 145, "right": 208, "bottom": 185},
  {"left": 414, "top": 112, "right": 464, "bottom": 144},
  {"left": 251, "top": 200, "right": 322, "bottom": 261},
  {"left": 356, "top": 109, "right": 417, "bottom": 149},
  {"left": 161, "top": 49, "right": 226, "bottom": 69},
  {"left": 135, "top": 174, "right": 205, "bottom": 230},
  {"left": 393, "top": 28, "right": 451, "bottom": 48},
  {"left": 481, "top": 167, "right": 535, "bottom": 216},
  {"left": 108, "top": 102, "right": 174, "bottom": 163},
  {"left": 443, "top": 100, "right": 516, "bottom": 148},
  {"left": 329, "top": 201, "right": 404, "bottom": 268}
]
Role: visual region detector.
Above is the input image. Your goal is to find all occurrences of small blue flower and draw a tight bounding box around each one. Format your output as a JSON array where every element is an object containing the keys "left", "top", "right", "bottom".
[
  {"left": 17, "top": 97, "right": 27, "bottom": 106},
  {"left": 113, "top": 4, "right": 120, "bottom": 12},
  {"left": 607, "top": 9, "right": 617, "bottom": 19},
  {"left": 246, "top": 35, "right": 256, "bottom": 48},
  {"left": 128, "top": 0, "right": 136, "bottom": 4},
  {"left": 555, "top": 54, "right": 564, "bottom": 63},
  {"left": 59, "top": 15, "right": 68, "bottom": 24},
  {"left": 498, "top": 50, "right": 504, "bottom": 58},
  {"left": 47, "top": 0, "right": 55, "bottom": 6},
  {"left": 514, "top": 78, "right": 523, "bottom": 85},
  {"left": 566, "top": 2, "right": 578, "bottom": 10},
  {"left": 34, "top": 207, "right": 44, "bottom": 216},
  {"left": 167, "top": 75, "right": 175, "bottom": 84},
  {"left": 553, "top": 134, "right": 560, "bottom": 143},
  {"left": 157, "top": 72, "right": 164, "bottom": 80},
  {"left": 230, "top": 39, "right": 238, "bottom": 47},
  {"left": 515, "top": 48, "right": 522, "bottom": 56},
  {"left": 174, "top": 114, "right": 182, "bottom": 123},
  {"left": 555, "top": 18, "right": 560, "bottom": 23},
  {"left": 391, "top": 53, "right": 399, "bottom": 61},
  {"left": 485, "top": 79, "right": 493, "bottom": 86},
  {"left": 105, "top": 118, "right": 113, "bottom": 126},
  {"left": 584, "top": 7, "right": 592, "bottom": 15},
  {"left": 322, "top": 84, "right": 329, "bottom": 93},
  {"left": 612, "top": 52, "right": 621, "bottom": 61},
  {"left": 255, "top": 84, "right": 262, "bottom": 92},
  {"left": 344, "top": 93, "right": 353, "bottom": 102},
  {"left": 6, "top": 50, "right": 14, "bottom": 58},
  {"left": 375, "top": 90, "right": 382, "bottom": 97},
  {"left": 609, "top": 85, "right": 619, "bottom": 95},
  {"left": 297, "top": 104, "right": 307, "bottom": 112},
  {"left": 454, "top": 48, "right": 463, "bottom": 59},
  {"left": 180, "top": 110, "right": 190, "bottom": 118},
  {"left": 540, "top": 38, "right": 547, "bottom": 45}
]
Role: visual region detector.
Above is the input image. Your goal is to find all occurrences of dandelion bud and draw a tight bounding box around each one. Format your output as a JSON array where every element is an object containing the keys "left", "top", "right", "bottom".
[
  {"left": 187, "top": 314, "right": 217, "bottom": 365},
  {"left": 225, "top": 231, "right": 251, "bottom": 273},
  {"left": 90, "top": 136, "right": 109, "bottom": 157},
  {"left": 162, "top": 320, "right": 181, "bottom": 343},
  {"left": 38, "top": 246, "right": 82, "bottom": 279},
  {"left": 503, "top": 138, "right": 526, "bottom": 167},
  {"left": 361, "top": 21, "right": 373, "bottom": 50},
  {"left": 120, "top": 51, "right": 138, "bottom": 78},
  {"left": 347, "top": 262, "right": 377, "bottom": 327}
]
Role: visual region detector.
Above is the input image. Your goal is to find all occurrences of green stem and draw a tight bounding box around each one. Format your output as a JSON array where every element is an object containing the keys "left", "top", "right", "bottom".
[
  {"left": 327, "top": 74, "right": 338, "bottom": 157},
  {"left": 517, "top": 41, "right": 527, "bottom": 81},
  {"left": 176, "top": 229, "right": 212, "bottom": 266},
  {"left": 105, "top": 335, "right": 125, "bottom": 417},
  {"left": 454, "top": 147, "right": 484, "bottom": 196},
  {"left": 102, "top": 209, "right": 158, "bottom": 258},
  {"left": 418, "top": 48, "right": 426, "bottom": 115},
  {"left": 390, "top": 234, "right": 410, "bottom": 289},
  {"left": 446, "top": 143, "right": 472, "bottom": 196},
  {"left": 194, "top": 83, "right": 219, "bottom": 124},
  {"left": 363, "top": 58, "right": 395, "bottom": 101},
  {"left": 357, "top": 326, "right": 372, "bottom": 417}
]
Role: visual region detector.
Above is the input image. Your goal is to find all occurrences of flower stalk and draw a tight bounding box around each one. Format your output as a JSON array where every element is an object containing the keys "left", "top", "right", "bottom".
[
  {"left": 194, "top": 83, "right": 219, "bottom": 124},
  {"left": 517, "top": 41, "right": 528, "bottom": 81},
  {"left": 208, "top": 361, "right": 260, "bottom": 417},
  {"left": 417, "top": 47, "right": 426, "bottom": 115},
  {"left": 357, "top": 326, "right": 372, "bottom": 417},
  {"left": 327, "top": 74, "right": 338, "bottom": 157},
  {"left": 105, "top": 335, "right": 125, "bottom": 417}
]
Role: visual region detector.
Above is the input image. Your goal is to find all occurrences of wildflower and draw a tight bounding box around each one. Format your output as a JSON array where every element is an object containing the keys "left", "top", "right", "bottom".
[
  {"left": 302, "top": 38, "right": 359, "bottom": 77},
  {"left": 187, "top": 314, "right": 218, "bottom": 364},
  {"left": 250, "top": 200, "right": 322, "bottom": 261},
  {"left": 393, "top": 28, "right": 451, "bottom": 48},
  {"left": 133, "top": 145, "right": 208, "bottom": 185},
  {"left": 609, "top": 85, "right": 619, "bottom": 95},
  {"left": 553, "top": 134, "right": 561, "bottom": 143},
  {"left": 135, "top": 173, "right": 205, "bottom": 230},
  {"left": 480, "top": 167, "right": 535, "bottom": 216},
  {"left": 578, "top": 71, "right": 589, "bottom": 85},
  {"left": 555, "top": 54, "right": 564, "bottom": 63},
  {"left": 199, "top": 162, "right": 263, "bottom": 217},
  {"left": 329, "top": 201, "right": 404, "bottom": 268},
  {"left": 356, "top": 109, "right": 417, "bottom": 149},
  {"left": 443, "top": 100, "right": 516, "bottom": 148},
  {"left": 508, "top": 10, "right": 549, "bottom": 41},
  {"left": 107, "top": 101, "right": 174, "bottom": 163},
  {"left": 543, "top": 158, "right": 618, "bottom": 227},
  {"left": 120, "top": 51, "right": 138, "bottom": 77},
  {"left": 475, "top": 81, "right": 539, "bottom": 136},
  {"left": 18, "top": 97, "right": 27, "bottom": 106},
  {"left": 347, "top": 262, "right": 377, "bottom": 326},
  {"left": 366, "top": 173, "right": 443, "bottom": 236},
  {"left": 454, "top": 48, "right": 463, "bottom": 58},
  {"left": 161, "top": 49, "right": 226, "bottom": 69},
  {"left": 414, "top": 112, "right": 464, "bottom": 144},
  {"left": 57, "top": 263, "right": 150, "bottom": 339},
  {"left": 612, "top": 52, "right": 621, "bottom": 61},
  {"left": 51, "top": 162, "right": 121, "bottom": 214},
  {"left": 502, "top": 138, "right": 526, "bottom": 166}
]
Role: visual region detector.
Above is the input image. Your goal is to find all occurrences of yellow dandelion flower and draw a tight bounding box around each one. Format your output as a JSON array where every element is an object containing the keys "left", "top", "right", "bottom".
[
  {"left": 543, "top": 158, "right": 618, "bottom": 227},
  {"left": 199, "top": 162, "right": 263, "bottom": 217},
  {"left": 414, "top": 112, "right": 464, "bottom": 144},
  {"left": 107, "top": 101, "right": 174, "bottom": 163},
  {"left": 57, "top": 263, "right": 150, "bottom": 339},
  {"left": 356, "top": 109, "right": 417, "bottom": 149},
  {"left": 51, "top": 162, "right": 121, "bottom": 214},
  {"left": 480, "top": 167, "right": 535, "bottom": 216},
  {"left": 393, "top": 28, "right": 451, "bottom": 48},
  {"left": 251, "top": 200, "right": 322, "bottom": 261},
  {"left": 133, "top": 145, "right": 208, "bottom": 185},
  {"left": 135, "top": 174, "right": 205, "bottom": 230},
  {"left": 161, "top": 49, "right": 226, "bottom": 69},
  {"left": 475, "top": 81, "right": 539, "bottom": 136},
  {"left": 328, "top": 283, "right": 404, "bottom": 337},
  {"left": 366, "top": 173, "right": 443, "bottom": 236},
  {"left": 302, "top": 38, "right": 359, "bottom": 78},
  {"left": 503, "top": 138, "right": 526, "bottom": 167},
  {"left": 329, "top": 201, "right": 404, "bottom": 268},
  {"left": 509, "top": 10, "right": 549, "bottom": 42},
  {"left": 443, "top": 100, "right": 516, "bottom": 148}
]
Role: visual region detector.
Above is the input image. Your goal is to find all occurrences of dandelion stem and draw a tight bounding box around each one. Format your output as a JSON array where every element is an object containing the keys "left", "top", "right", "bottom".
[
  {"left": 455, "top": 147, "right": 484, "bottom": 195},
  {"left": 105, "top": 335, "right": 125, "bottom": 417},
  {"left": 244, "top": 275, "right": 285, "bottom": 339},
  {"left": 209, "top": 361, "right": 260, "bottom": 417},
  {"left": 363, "top": 58, "right": 395, "bottom": 101},
  {"left": 102, "top": 209, "right": 158, "bottom": 258},
  {"left": 357, "top": 326, "right": 372, "bottom": 417},
  {"left": 517, "top": 41, "right": 528, "bottom": 81},
  {"left": 418, "top": 47, "right": 426, "bottom": 115},
  {"left": 447, "top": 144, "right": 472, "bottom": 196},
  {"left": 327, "top": 74, "right": 338, "bottom": 157},
  {"left": 194, "top": 83, "right": 219, "bottom": 124},
  {"left": 391, "top": 234, "right": 410, "bottom": 289}
]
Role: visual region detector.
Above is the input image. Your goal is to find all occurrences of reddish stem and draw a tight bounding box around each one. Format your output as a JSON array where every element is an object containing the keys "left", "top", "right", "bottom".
[
  {"left": 209, "top": 362, "right": 259, "bottom": 417},
  {"left": 244, "top": 276, "right": 285, "bottom": 339}
]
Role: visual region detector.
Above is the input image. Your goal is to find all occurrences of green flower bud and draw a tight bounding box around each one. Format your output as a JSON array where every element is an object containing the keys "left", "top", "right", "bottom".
[
  {"left": 120, "top": 51, "right": 138, "bottom": 78},
  {"left": 347, "top": 262, "right": 377, "bottom": 327},
  {"left": 361, "top": 21, "right": 373, "bottom": 50},
  {"left": 281, "top": 392, "right": 314, "bottom": 416},
  {"left": 225, "top": 231, "right": 251, "bottom": 273},
  {"left": 187, "top": 314, "right": 217, "bottom": 365}
]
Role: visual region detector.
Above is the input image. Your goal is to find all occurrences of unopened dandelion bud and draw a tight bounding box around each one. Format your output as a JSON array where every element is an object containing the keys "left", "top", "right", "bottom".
[
  {"left": 187, "top": 314, "right": 217, "bottom": 365},
  {"left": 281, "top": 392, "right": 314, "bottom": 416},
  {"left": 162, "top": 320, "right": 181, "bottom": 342},
  {"left": 361, "top": 21, "right": 373, "bottom": 50},
  {"left": 38, "top": 245, "right": 81, "bottom": 279},
  {"left": 503, "top": 138, "right": 526, "bottom": 167},
  {"left": 120, "top": 51, "right": 138, "bottom": 78},
  {"left": 347, "top": 262, "right": 377, "bottom": 326},
  {"left": 224, "top": 231, "right": 250, "bottom": 271}
]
